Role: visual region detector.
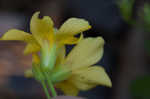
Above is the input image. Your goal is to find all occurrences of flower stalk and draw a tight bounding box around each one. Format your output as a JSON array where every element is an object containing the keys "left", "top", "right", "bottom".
[
  {"left": 46, "top": 74, "right": 57, "bottom": 97},
  {"left": 41, "top": 80, "right": 51, "bottom": 99}
]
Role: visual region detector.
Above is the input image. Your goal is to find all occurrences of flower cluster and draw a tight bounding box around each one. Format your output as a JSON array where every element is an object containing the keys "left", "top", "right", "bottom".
[{"left": 1, "top": 12, "right": 112, "bottom": 98}]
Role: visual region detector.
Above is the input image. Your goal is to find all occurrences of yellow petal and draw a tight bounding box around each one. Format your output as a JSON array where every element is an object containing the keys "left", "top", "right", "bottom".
[
  {"left": 56, "top": 33, "right": 83, "bottom": 45},
  {"left": 30, "top": 12, "right": 54, "bottom": 45},
  {"left": 64, "top": 37, "right": 105, "bottom": 70},
  {"left": 70, "top": 77, "right": 96, "bottom": 90},
  {"left": 55, "top": 45, "right": 66, "bottom": 66},
  {"left": 24, "top": 43, "right": 40, "bottom": 55},
  {"left": 55, "top": 80, "right": 79, "bottom": 96},
  {"left": 57, "top": 18, "right": 91, "bottom": 35},
  {"left": 32, "top": 53, "right": 40, "bottom": 64},
  {"left": 71, "top": 66, "right": 112, "bottom": 90},
  {"left": 1, "top": 29, "right": 40, "bottom": 55},
  {"left": 1, "top": 29, "right": 32, "bottom": 42}
]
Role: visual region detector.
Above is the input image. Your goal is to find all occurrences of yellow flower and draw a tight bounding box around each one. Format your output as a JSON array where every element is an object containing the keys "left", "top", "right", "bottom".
[
  {"left": 1, "top": 11, "right": 91, "bottom": 55},
  {"left": 1, "top": 11, "right": 91, "bottom": 70},
  {"left": 51, "top": 37, "right": 112, "bottom": 96}
]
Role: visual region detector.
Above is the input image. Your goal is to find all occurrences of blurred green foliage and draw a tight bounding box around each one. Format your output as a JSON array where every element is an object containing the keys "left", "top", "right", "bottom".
[
  {"left": 131, "top": 4, "right": 150, "bottom": 98},
  {"left": 143, "top": 4, "right": 150, "bottom": 55},
  {"left": 144, "top": 39, "right": 150, "bottom": 56},
  {"left": 130, "top": 75, "right": 150, "bottom": 99},
  {"left": 117, "top": 0, "right": 135, "bottom": 24},
  {"left": 117, "top": 2, "right": 150, "bottom": 99},
  {"left": 143, "top": 4, "right": 150, "bottom": 32}
]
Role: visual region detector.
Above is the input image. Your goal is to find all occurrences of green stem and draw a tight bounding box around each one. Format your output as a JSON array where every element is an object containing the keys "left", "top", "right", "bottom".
[
  {"left": 46, "top": 74, "right": 57, "bottom": 97},
  {"left": 41, "top": 80, "right": 51, "bottom": 99}
]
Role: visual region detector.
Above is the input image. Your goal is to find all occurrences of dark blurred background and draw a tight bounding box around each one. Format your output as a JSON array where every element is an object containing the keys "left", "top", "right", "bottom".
[{"left": 0, "top": 0, "right": 149, "bottom": 99}]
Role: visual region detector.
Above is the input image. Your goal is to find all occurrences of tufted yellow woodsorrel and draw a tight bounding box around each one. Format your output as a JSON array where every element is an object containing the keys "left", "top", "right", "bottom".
[
  {"left": 1, "top": 12, "right": 91, "bottom": 71},
  {"left": 0, "top": 11, "right": 111, "bottom": 99}
]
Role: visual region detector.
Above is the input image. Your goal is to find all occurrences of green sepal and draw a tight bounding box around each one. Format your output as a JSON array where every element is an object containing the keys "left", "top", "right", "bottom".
[
  {"left": 41, "top": 43, "right": 57, "bottom": 71},
  {"left": 50, "top": 66, "right": 71, "bottom": 84}
]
